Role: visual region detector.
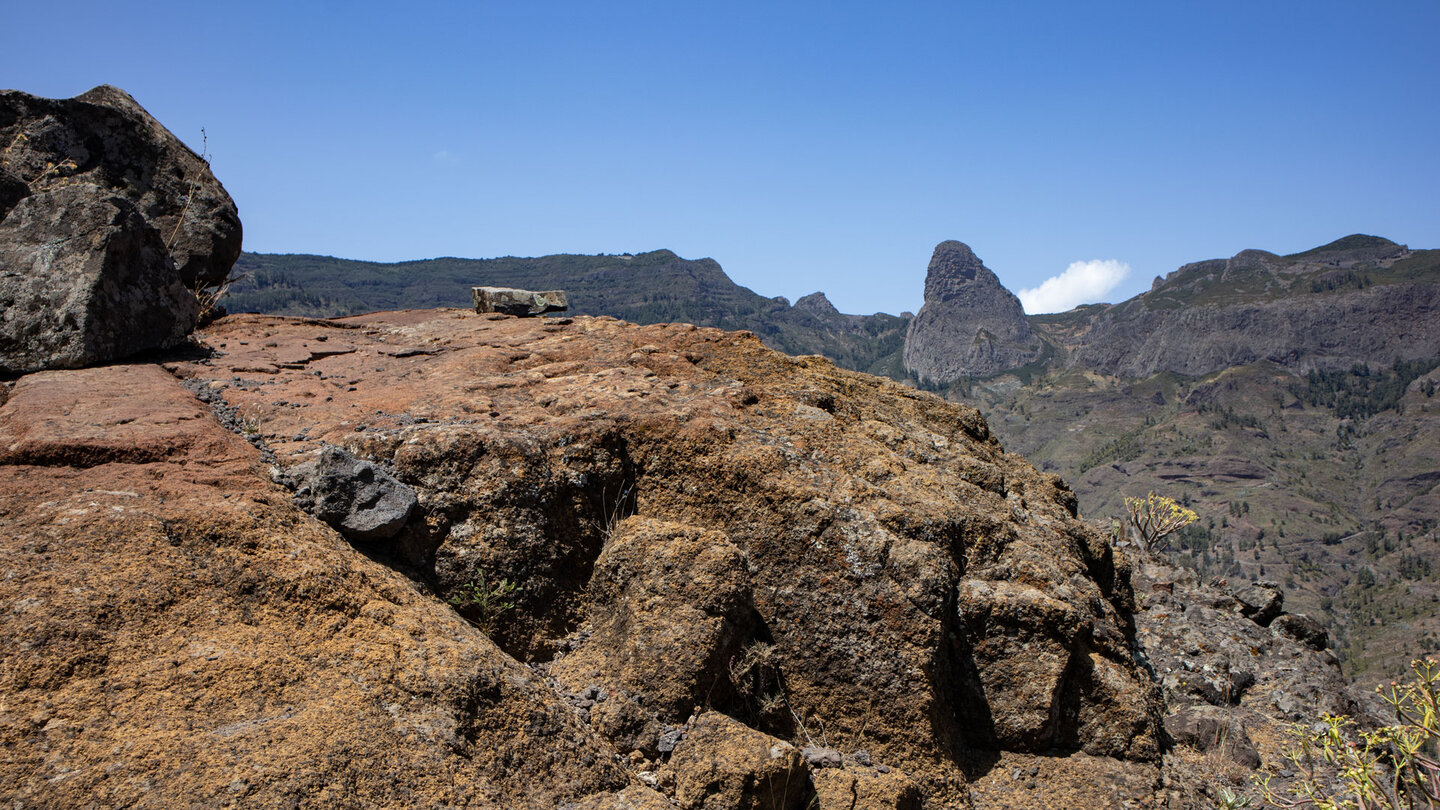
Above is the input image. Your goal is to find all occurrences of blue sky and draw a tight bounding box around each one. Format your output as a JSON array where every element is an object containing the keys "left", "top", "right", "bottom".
[{"left": 5, "top": 1, "right": 1437, "bottom": 315}]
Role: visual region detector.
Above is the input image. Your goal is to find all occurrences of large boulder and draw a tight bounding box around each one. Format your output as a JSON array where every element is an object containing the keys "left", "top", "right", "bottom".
[
  {"left": 902, "top": 241, "right": 1045, "bottom": 382},
  {"left": 0, "top": 85, "right": 242, "bottom": 289},
  {"left": 0, "top": 184, "right": 198, "bottom": 374},
  {"left": 0, "top": 85, "right": 241, "bottom": 373}
]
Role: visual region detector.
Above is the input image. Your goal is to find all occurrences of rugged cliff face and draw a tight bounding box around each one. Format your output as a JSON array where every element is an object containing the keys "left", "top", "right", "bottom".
[
  {"left": 1, "top": 308, "right": 1172, "bottom": 808},
  {"left": 903, "top": 242, "right": 1044, "bottom": 383},
  {"left": 1068, "top": 236, "right": 1440, "bottom": 378}
]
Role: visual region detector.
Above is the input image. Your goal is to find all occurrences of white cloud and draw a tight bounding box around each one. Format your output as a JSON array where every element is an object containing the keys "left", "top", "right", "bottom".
[
  {"left": 432, "top": 149, "right": 459, "bottom": 166},
  {"left": 1017, "top": 259, "right": 1130, "bottom": 314}
]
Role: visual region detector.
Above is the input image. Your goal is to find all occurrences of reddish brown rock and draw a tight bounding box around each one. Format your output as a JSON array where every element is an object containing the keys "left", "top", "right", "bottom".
[
  {"left": 666, "top": 711, "right": 809, "bottom": 810},
  {"left": 167, "top": 309, "right": 1164, "bottom": 803},
  {"left": 0, "top": 361, "right": 661, "bottom": 808},
  {"left": 2, "top": 307, "right": 1173, "bottom": 808}
]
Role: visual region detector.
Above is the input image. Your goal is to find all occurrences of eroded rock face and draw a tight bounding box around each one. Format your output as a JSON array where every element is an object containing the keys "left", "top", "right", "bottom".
[
  {"left": 164, "top": 308, "right": 1164, "bottom": 807},
  {"left": 1069, "top": 237, "right": 1440, "bottom": 377},
  {"left": 903, "top": 241, "right": 1044, "bottom": 382},
  {"left": 0, "top": 85, "right": 242, "bottom": 289},
  {"left": 0, "top": 85, "right": 242, "bottom": 374},
  {"left": 0, "top": 184, "right": 198, "bottom": 374},
  {"left": 1133, "top": 558, "right": 1365, "bottom": 809}
]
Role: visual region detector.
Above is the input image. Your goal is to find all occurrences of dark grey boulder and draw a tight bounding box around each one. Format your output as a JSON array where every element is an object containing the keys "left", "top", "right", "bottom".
[
  {"left": 1271, "top": 613, "right": 1328, "bottom": 651},
  {"left": 1230, "top": 582, "right": 1284, "bottom": 627},
  {"left": 1163, "top": 707, "right": 1261, "bottom": 769},
  {"left": 288, "top": 446, "right": 418, "bottom": 542},
  {"left": 0, "top": 85, "right": 242, "bottom": 290},
  {"left": 471, "top": 286, "right": 568, "bottom": 317},
  {"left": 0, "top": 184, "right": 198, "bottom": 374}
]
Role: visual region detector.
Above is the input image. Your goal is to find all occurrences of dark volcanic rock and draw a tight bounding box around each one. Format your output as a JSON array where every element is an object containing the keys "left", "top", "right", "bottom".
[
  {"left": 903, "top": 241, "right": 1044, "bottom": 382},
  {"left": 286, "top": 445, "right": 418, "bottom": 542},
  {"left": 0, "top": 85, "right": 242, "bottom": 289},
  {"left": 0, "top": 184, "right": 198, "bottom": 374}
]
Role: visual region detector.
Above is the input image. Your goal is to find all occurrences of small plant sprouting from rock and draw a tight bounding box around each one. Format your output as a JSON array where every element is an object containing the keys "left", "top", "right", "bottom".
[
  {"left": 1257, "top": 657, "right": 1440, "bottom": 809},
  {"left": 1125, "top": 491, "right": 1199, "bottom": 553},
  {"left": 449, "top": 565, "right": 519, "bottom": 636},
  {"left": 727, "top": 641, "right": 791, "bottom": 728},
  {"left": 1216, "top": 786, "right": 1254, "bottom": 809}
]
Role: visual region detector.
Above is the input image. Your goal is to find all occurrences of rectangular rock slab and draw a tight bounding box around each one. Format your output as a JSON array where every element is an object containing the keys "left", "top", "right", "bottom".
[{"left": 472, "top": 286, "right": 568, "bottom": 317}]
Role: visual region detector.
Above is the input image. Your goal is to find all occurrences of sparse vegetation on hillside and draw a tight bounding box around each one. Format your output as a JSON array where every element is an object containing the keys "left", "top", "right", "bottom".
[{"left": 1290, "top": 359, "right": 1440, "bottom": 421}]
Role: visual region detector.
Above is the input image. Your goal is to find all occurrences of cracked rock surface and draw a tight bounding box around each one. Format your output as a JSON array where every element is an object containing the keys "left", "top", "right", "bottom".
[{"left": 4, "top": 308, "right": 1175, "bottom": 808}]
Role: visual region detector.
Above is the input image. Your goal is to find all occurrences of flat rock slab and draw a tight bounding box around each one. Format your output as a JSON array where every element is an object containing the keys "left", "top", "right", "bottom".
[{"left": 472, "top": 286, "right": 568, "bottom": 316}]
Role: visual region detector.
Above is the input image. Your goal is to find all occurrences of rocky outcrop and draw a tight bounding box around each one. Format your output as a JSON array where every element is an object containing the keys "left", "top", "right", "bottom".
[
  {"left": 0, "top": 86, "right": 242, "bottom": 374},
  {"left": 1068, "top": 236, "right": 1440, "bottom": 377},
  {"left": 903, "top": 241, "right": 1045, "bottom": 382},
  {"left": 52, "top": 306, "right": 1164, "bottom": 808},
  {"left": 0, "top": 85, "right": 242, "bottom": 289},
  {"left": 1133, "top": 558, "right": 1364, "bottom": 809},
  {"left": 0, "top": 363, "right": 653, "bottom": 808},
  {"left": 471, "top": 286, "right": 568, "bottom": 316}
]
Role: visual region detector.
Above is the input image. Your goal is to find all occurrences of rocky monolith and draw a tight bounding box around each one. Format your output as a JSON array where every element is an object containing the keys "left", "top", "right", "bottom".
[{"left": 902, "top": 241, "right": 1044, "bottom": 382}]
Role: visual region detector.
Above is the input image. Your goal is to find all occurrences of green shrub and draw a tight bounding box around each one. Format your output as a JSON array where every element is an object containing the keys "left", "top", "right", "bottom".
[{"left": 448, "top": 566, "right": 519, "bottom": 636}]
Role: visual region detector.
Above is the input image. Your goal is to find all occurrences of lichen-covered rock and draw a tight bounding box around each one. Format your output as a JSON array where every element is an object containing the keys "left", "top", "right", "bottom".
[
  {"left": 550, "top": 517, "right": 756, "bottom": 754},
  {"left": 666, "top": 712, "right": 809, "bottom": 810},
  {"left": 0, "top": 85, "right": 242, "bottom": 289},
  {"left": 1271, "top": 613, "right": 1328, "bottom": 651},
  {"left": 812, "top": 765, "right": 923, "bottom": 810},
  {"left": 1133, "top": 558, "right": 1366, "bottom": 808},
  {"left": 0, "top": 184, "right": 198, "bottom": 374},
  {"left": 472, "top": 285, "right": 568, "bottom": 316},
  {"left": 0, "top": 363, "right": 654, "bottom": 808},
  {"left": 169, "top": 309, "right": 1165, "bottom": 808}
]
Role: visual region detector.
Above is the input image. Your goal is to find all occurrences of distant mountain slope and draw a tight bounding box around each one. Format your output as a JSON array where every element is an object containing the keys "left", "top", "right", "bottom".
[
  {"left": 925, "top": 235, "right": 1440, "bottom": 684},
  {"left": 1062, "top": 236, "right": 1440, "bottom": 377},
  {"left": 225, "top": 250, "right": 911, "bottom": 379}
]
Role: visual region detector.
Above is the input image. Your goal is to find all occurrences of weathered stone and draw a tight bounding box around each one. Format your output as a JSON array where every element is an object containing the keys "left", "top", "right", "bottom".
[
  {"left": 288, "top": 445, "right": 418, "bottom": 542},
  {"left": 1272, "top": 613, "right": 1328, "bottom": 651},
  {"left": 165, "top": 309, "right": 1163, "bottom": 800},
  {"left": 472, "top": 285, "right": 568, "bottom": 316},
  {"left": 667, "top": 712, "right": 809, "bottom": 810},
  {"left": 812, "top": 766, "right": 922, "bottom": 810},
  {"left": 1230, "top": 582, "right": 1284, "bottom": 627},
  {"left": 1163, "top": 707, "right": 1261, "bottom": 769},
  {"left": 802, "top": 746, "right": 844, "bottom": 769},
  {"left": 0, "top": 184, "right": 198, "bottom": 374},
  {"left": 0, "top": 85, "right": 242, "bottom": 290},
  {"left": 0, "top": 364, "right": 649, "bottom": 808},
  {"left": 551, "top": 517, "right": 755, "bottom": 754},
  {"left": 902, "top": 240, "right": 1044, "bottom": 382}
]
